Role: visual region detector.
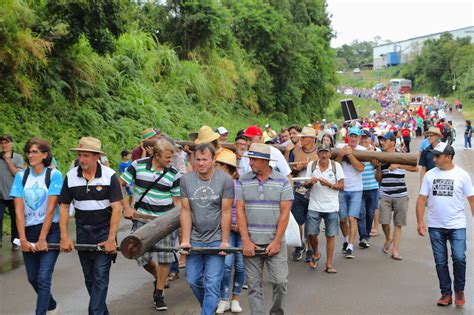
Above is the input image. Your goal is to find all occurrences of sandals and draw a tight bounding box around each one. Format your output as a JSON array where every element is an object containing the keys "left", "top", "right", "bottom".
[
  {"left": 391, "top": 254, "right": 403, "bottom": 261},
  {"left": 308, "top": 254, "right": 321, "bottom": 269},
  {"left": 324, "top": 266, "right": 337, "bottom": 274},
  {"left": 382, "top": 240, "right": 392, "bottom": 254}
]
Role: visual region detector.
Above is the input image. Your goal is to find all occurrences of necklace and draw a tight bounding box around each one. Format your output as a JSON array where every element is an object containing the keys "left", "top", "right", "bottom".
[{"left": 199, "top": 169, "right": 215, "bottom": 194}]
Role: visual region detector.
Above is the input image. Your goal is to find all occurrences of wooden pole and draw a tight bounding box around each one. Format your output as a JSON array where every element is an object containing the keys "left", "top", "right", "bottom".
[{"left": 120, "top": 207, "right": 180, "bottom": 259}]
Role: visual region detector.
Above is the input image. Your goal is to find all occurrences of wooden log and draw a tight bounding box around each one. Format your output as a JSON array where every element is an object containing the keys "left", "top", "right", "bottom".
[
  {"left": 120, "top": 207, "right": 180, "bottom": 259},
  {"left": 330, "top": 149, "right": 418, "bottom": 166}
]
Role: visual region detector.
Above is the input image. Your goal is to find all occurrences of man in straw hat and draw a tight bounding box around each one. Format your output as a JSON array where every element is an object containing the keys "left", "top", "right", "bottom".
[
  {"left": 59, "top": 137, "right": 123, "bottom": 315},
  {"left": 194, "top": 125, "right": 232, "bottom": 159},
  {"left": 120, "top": 139, "right": 181, "bottom": 311},
  {"left": 237, "top": 143, "right": 294, "bottom": 315},
  {"left": 179, "top": 143, "right": 234, "bottom": 315},
  {"left": 288, "top": 126, "right": 318, "bottom": 262},
  {"left": 419, "top": 126, "right": 442, "bottom": 184},
  {"left": 132, "top": 127, "right": 160, "bottom": 161}
]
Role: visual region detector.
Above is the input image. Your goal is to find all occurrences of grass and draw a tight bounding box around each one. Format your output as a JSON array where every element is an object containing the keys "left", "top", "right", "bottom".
[{"left": 2, "top": 214, "right": 11, "bottom": 237}]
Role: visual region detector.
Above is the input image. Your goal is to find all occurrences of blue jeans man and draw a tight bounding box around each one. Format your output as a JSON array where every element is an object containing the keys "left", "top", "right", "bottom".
[
  {"left": 185, "top": 240, "right": 225, "bottom": 315},
  {"left": 428, "top": 228, "right": 467, "bottom": 296},
  {"left": 358, "top": 189, "right": 378, "bottom": 244},
  {"left": 76, "top": 224, "right": 114, "bottom": 315},
  {"left": 220, "top": 231, "right": 246, "bottom": 301}
]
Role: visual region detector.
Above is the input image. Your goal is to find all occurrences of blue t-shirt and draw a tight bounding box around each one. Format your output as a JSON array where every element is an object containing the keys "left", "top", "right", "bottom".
[
  {"left": 119, "top": 161, "right": 131, "bottom": 174},
  {"left": 10, "top": 168, "right": 63, "bottom": 227},
  {"left": 419, "top": 138, "right": 430, "bottom": 152}
]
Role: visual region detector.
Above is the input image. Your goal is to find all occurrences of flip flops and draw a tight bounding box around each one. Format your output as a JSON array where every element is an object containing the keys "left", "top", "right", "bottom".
[
  {"left": 325, "top": 267, "right": 337, "bottom": 274},
  {"left": 382, "top": 240, "right": 393, "bottom": 254},
  {"left": 309, "top": 254, "right": 321, "bottom": 269},
  {"left": 391, "top": 254, "right": 403, "bottom": 261}
]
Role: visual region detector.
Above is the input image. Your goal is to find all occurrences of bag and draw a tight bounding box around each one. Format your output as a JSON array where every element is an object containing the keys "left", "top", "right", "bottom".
[
  {"left": 22, "top": 167, "right": 52, "bottom": 188},
  {"left": 285, "top": 212, "right": 301, "bottom": 247},
  {"left": 134, "top": 167, "right": 169, "bottom": 210}
]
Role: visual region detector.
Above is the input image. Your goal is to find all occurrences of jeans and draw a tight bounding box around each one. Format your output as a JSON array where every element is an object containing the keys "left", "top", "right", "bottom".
[
  {"left": 428, "top": 228, "right": 467, "bottom": 295},
  {"left": 244, "top": 241, "right": 288, "bottom": 315},
  {"left": 185, "top": 240, "right": 225, "bottom": 315},
  {"left": 464, "top": 134, "right": 471, "bottom": 148},
  {"left": 220, "top": 231, "right": 246, "bottom": 301},
  {"left": 169, "top": 253, "right": 180, "bottom": 275},
  {"left": 358, "top": 189, "right": 379, "bottom": 241},
  {"left": 339, "top": 190, "right": 363, "bottom": 219},
  {"left": 76, "top": 224, "right": 114, "bottom": 315},
  {"left": 0, "top": 199, "right": 18, "bottom": 243},
  {"left": 23, "top": 223, "right": 60, "bottom": 315}
]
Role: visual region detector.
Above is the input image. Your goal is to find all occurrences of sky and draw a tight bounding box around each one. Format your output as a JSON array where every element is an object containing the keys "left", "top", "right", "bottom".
[{"left": 326, "top": 0, "right": 474, "bottom": 47}]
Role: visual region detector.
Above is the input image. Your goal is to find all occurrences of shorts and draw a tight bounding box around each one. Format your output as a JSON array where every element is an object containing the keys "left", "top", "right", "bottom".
[
  {"left": 306, "top": 211, "right": 339, "bottom": 237},
  {"left": 339, "top": 190, "right": 363, "bottom": 219},
  {"left": 291, "top": 192, "right": 309, "bottom": 225},
  {"left": 131, "top": 219, "right": 178, "bottom": 265},
  {"left": 379, "top": 195, "right": 408, "bottom": 226}
]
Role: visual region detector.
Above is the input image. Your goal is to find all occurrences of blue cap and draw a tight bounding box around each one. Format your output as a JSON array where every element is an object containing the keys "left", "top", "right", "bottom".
[
  {"left": 382, "top": 132, "right": 396, "bottom": 141},
  {"left": 348, "top": 127, "right": 362, "bottom": 136}
]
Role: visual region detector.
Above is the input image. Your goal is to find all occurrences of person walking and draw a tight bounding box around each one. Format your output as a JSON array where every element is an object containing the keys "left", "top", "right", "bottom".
[
  {"left": 464, "top": 120, "right": 472, "bottom": 150},
  {"left": 419, "top": 127, "right": 442, "bottom": 184},
  {"left": 59, "top": 137, "right": 123, "bottom": 315},
  {"left": 304, "top": 145, "right": 344, "bottom": 273},
  {"left": 0, "top": 134, "right": 24, "bottom": 250},
  {"left": 10, "top": 137, "right": 63, "bottom": 314},
  {"left": 237, "top": 143, "right": 293, "bottom": 315},
  {"left": 416, "top": 142, "right": 474, "bottom": 308},
  {"left": 120, "top": 139, "right": 181, "bottom": 311},
  {"left": 179, "top": 143, "right": 234, "bottom": 315},
  {"left": 215, "top": 150, "right": 245, "bottom": 314}
]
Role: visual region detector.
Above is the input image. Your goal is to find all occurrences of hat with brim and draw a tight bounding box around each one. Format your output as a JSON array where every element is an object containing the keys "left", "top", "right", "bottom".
[
  {"left": 430, "top": 142, "right": 455, "bottom": 156},
  {"left": 317, "top": 144, "right": 331, "bottom": 153},
  {"left": 195, "top": 126, "right": 220, "bottom": 144},
  {"left": 188, "top": 132, "right": 198, "bottom": 142},
  {"left": 348, "top": 126, "right": 362, "bottom": 136},
  {"left": 243, "top": 143, "right": 275, "bottom": 161},
  {"left": 298, "top": 126, "right": 317, "bottom": 138},
  {"left": 0, "top": 134, "right": 13, "bottom": 142},
  {"left": 70, "top": 137, "right": 104, "bottom": 154},
  {"left": 142, "top": 128, "right": 157, "bottom": 140},
  {"left": 216, "top": 150, "right": 238, "bottom": 168},
  {"left": 424, "top": 126, "right": 441, "bottom": 136}
]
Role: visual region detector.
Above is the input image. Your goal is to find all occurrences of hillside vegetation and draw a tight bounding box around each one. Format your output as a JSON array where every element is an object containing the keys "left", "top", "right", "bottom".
[{"left": 0, "top": 0, "right": 337, "bottom": 170}]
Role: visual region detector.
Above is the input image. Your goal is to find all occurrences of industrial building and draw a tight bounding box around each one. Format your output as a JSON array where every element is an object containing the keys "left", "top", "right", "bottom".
[{"left": 373, "top": 26, "right": 474, "bottom": 69}]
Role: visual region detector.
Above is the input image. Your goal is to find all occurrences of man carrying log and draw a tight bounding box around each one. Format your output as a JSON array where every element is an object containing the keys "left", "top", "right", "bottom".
[
  {"left": 120, "top": 139, "right": 181, "bottom": 311},
  {"left": 179, "top": 143, "right": 234, "bottom": 315}
]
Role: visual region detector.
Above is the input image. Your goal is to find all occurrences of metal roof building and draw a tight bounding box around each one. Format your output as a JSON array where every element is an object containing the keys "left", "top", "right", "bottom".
[{"left": 373, "top": 26, "right": 474, "bottom": 69}]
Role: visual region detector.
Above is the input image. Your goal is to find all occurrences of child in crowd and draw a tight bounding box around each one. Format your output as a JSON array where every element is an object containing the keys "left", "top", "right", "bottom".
[{"left": 119, "top": 150, "right": 133, "bottom": 205}]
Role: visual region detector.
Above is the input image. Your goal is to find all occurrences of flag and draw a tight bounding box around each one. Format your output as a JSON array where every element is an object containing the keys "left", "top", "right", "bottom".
[{"left": 416, "top": 106, "right": 425, "bottom": 119}]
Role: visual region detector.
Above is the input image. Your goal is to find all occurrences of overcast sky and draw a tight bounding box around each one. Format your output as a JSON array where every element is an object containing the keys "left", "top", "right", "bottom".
[{"left": 326, "top": 0, "right": 474, "bottom": 47}]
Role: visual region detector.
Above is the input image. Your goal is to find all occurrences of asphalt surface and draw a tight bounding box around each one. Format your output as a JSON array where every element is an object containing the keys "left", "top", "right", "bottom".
[{"left": 0, "top": 111, "right": 473, "bottom": 315}]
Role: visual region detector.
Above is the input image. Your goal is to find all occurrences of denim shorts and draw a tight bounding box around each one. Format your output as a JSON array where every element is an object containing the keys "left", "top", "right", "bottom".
[
  {"left": 291, "top": 192, "right": 309, "bottom": 225},
  {"left": 339, "top": 190, "right": 363, "bottom": 219},
  {"left": 306, "top": 211, "right": 339, "bottom": 237}
]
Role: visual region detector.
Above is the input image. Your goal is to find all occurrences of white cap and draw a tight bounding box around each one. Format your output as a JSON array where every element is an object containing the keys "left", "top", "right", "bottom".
[{"left": 216, "top": 127, "right": 228, "bottom": 135}]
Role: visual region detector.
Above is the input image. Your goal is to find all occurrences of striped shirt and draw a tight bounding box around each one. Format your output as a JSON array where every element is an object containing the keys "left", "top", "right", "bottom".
[
  {"left": 236, "top": 168, "right": 294, "bottom": 245},
  {"left": 58, "top": 163, "right": 123, "bottom": 226},
  {"left": 362, "top": 162, "right": 379, "bottom": 191},
  {"left": 121, "top": 158, "right": 180, "bottom": 216},
  {"left": 379, "top": 163, "right": 407, "bottom": 198}
]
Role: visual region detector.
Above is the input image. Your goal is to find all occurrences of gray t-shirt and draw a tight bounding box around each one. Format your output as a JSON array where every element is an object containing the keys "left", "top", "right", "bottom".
[
  {"left": 0, "top": 152, "right": 23, "bottom": 200},
  {"left": 180, "top": 169, "right": 234, "bottom": 243}
]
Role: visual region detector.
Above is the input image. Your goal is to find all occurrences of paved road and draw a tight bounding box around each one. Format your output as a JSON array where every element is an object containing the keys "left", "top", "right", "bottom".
[{"left": 0, "top": 111, "right": 473, "bottom": 315}]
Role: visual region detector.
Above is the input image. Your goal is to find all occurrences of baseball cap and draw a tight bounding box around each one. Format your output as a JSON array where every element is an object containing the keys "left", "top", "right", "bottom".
[
  {"left": 361, "top": 129, "right": 372, "bottom": 137},
  {"left": 264, "top": 124, "right": 270, "bottom": 128},
  {"left": 382, "top": 132, "right": 396, "bottom": 141},
  {"left": 348, "top": 127, "right": 362, "bottom": 136},
  {"left": 216, "top": 126, "right": 228, "bottom": 135},
  {"left": 0, "top": 134, "right": 13, "bottom": 142},
  {"left": 317, "top": 144, "right": 331, "bottom": 153},
  {"left": 243, "top": 125, "right": 263, "bottom": 138},
  {"left": 430, "top": 142, "right": 455, "bottom": 156}
]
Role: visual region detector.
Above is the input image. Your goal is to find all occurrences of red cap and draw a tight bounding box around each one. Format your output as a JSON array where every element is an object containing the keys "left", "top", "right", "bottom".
[{"left": 243, "top": 125, "right": 263, "bottom": 138}]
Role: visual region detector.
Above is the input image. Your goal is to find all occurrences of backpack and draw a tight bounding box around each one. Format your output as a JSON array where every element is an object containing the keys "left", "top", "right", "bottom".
[
  {"left": 22, "top": 167, "right": 52, "bottom": 188},
  {"left": 310, "top": 160, "right": 337, "bottom": 180}
]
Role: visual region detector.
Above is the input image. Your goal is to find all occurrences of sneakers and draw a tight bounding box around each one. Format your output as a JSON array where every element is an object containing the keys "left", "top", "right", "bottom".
[
  {"left": 436, "top": 293, "right": 452, "bottom": 306},
  {"left": 455, "top": 291, "right": 465, "bottom": 308},
  {"left": 231, "top": 300, "right": 242, "bottom": 313},
  {"left": 304, "top": 248, "right": 314, "bottom": 263},
  {"left": 292, "top": 246, "right": 305, "bottom": 261},
  {"left": 359, "top": 239, "right": 370, "bottom": 249},
  {"left": 46, "top": 304, "right": 60, "bottom": 315},
  {"left": 342, "top": 242, "right": 348, "bottom": 254},
  {"left": 345, "top": 248, "right": 355, "bottom": 259},
  {"left": 154, "top": 292, "right": 168, "bottom": 311},
  {"left": 216, "top": 300, "right": 230, "bottom": 314},
  {"left": 242, "top": 284, "right": 248, "bottom": 290},
  {"left": 11, "top": 244, "right": 20, "bottom": 251}
]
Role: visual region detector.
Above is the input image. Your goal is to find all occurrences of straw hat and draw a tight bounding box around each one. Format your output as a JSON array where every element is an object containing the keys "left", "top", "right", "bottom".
[
  {"left": 70, "top": 137, "right": 104, "bottom": 154},
  {"left": 141, "top": 128, "right": 157, "bottom": 140},
  {"left": 216, "top": 150, "right": 238, "bottom": 168},
  {"left": 195, "top": 126, "right": 220, "bottom": 144},
  {"left": 298, "top": 126, "right": 317, "bottom": 138},
  {"left": 424, "top": 126, "right": 441, "bottom": 136},
  {"left": 243, "top": 143, "right": 275, "bottom": 161}
]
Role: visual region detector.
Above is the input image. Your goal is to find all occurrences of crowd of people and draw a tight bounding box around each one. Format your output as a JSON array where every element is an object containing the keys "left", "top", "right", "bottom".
[{"left": 0, "top": 94, "right": 473, "bottom": 315}]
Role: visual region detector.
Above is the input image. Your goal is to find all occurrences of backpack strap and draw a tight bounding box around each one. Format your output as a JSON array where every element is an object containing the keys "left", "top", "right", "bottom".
[{"left": 21, "top": 167, "right": 52, "bottom": 188}]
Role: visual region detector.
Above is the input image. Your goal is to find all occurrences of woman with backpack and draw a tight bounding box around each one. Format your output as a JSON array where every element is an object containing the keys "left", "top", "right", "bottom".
[
  {"left": 464, "top": 120, "right": 472, "bottom": 150},
  {"left": 9, "top": 137, "right": 63, "bottom": 315}
]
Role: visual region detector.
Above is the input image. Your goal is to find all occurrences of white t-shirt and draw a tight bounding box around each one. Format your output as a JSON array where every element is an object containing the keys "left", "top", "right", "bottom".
[
  {"left": 239, "top": 146, "right": 291, "bottom": 176},
  {"left": 420, "top": 166, "right": 473, "bottom": 229},
  {"left": 336, "top": 143, "right": 366, "bottom": 191},
  {"left": 306, "top": 160, "right": 344, "bottom": 213}
]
